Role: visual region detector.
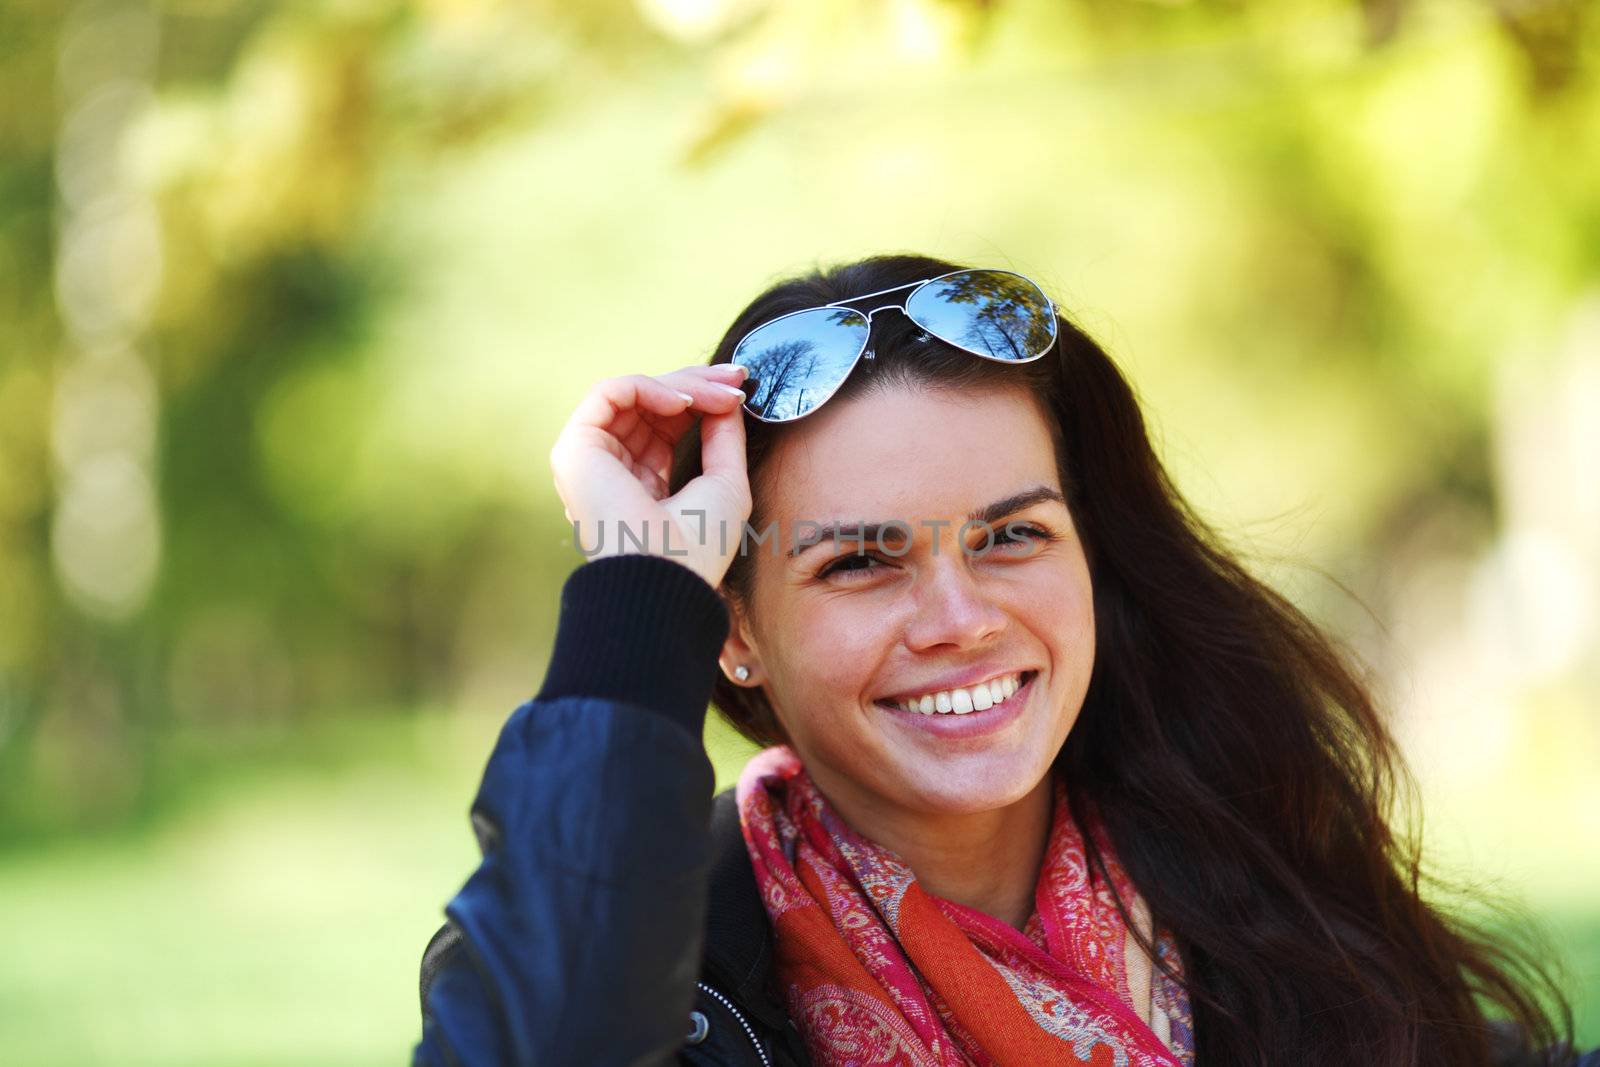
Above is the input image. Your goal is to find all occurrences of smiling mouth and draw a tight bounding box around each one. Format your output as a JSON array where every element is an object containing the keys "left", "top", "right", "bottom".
[{"left": 875, "top": 670, "right": 1038, "bottom": 717}]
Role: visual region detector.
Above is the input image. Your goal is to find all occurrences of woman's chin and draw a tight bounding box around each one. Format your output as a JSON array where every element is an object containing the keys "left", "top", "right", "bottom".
[{"left": 889, "top": 760, "right": 1051, "bottom": 817}]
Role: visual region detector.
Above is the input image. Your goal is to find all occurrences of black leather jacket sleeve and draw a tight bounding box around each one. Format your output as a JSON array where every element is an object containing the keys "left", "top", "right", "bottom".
[{"left": 412, "top": 553, "right": 731, "bottom": 1067}]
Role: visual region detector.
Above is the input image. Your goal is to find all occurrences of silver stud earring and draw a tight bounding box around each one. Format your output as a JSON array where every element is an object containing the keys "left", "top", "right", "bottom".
[{"left": 733, "top": 665, "right": 750, "bottom": 682}]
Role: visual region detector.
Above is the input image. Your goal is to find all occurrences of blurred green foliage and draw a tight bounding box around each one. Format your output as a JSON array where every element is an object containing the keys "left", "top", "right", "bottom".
[{"left": 1, "top": 0, "right": 1596, "bottom": 1061}]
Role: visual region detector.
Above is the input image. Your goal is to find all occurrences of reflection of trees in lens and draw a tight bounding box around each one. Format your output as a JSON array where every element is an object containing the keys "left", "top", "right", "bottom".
[
  {"left": 747, "top": 339, "right": 821, "bottom": 419},
  {"left": 741, "top": 309, "right": 865, "bottom": 419},
  {"left": 917, "top": 272, "right": 1054, "bottom": 360}
]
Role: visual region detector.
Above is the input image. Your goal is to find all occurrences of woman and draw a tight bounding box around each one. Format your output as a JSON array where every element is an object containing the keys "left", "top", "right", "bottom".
[{"left": 412, "top": 254, "right": 1583, "bottom": 1066}]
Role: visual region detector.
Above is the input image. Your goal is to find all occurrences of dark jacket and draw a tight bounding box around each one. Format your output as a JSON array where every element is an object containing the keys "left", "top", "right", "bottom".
[
  {"left": 410, "top": 553, "right": 809, "bottom": 1067},
  {"left": 418, "top": 785, "right": 808, "bottom": 1067},
  {"left": 411, "top": 553, "right": 1592, "bottom": 1067}
]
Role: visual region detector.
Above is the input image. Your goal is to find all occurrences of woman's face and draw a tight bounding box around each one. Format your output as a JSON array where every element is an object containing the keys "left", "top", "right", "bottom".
[{"left": 728, "top": 381, "right": 1096, "bottom": 825}]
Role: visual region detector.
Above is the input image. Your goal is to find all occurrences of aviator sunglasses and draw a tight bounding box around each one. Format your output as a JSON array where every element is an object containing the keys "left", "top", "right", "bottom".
[{"left": 729, "top": 268, "right": 1059, "bottom": 423}]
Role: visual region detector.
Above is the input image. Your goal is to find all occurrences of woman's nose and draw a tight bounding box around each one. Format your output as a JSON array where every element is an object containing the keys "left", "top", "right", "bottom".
[{"left": 901, "top": 557, "right": 1008, "bottom": 652}]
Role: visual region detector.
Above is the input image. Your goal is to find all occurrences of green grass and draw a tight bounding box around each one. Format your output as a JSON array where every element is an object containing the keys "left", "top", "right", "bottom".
[{"left": 0, "top": 710, "right": 1591, "bottom": 1066}]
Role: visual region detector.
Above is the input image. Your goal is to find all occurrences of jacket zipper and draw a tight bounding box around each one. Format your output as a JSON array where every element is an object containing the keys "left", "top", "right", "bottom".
[{"left": 695, "top": 980, "right": 773, "bottom": 1067}]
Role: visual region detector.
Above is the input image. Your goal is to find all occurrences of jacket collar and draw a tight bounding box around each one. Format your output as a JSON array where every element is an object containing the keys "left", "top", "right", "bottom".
[{"left": 700, "top": 785, "right": 789, "bottom": 1032}]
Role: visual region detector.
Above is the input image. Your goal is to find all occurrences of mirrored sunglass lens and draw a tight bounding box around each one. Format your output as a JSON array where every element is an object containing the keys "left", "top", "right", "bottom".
[
  {"left": 904, "top": 270, "right": 1056, "bottom": 361},
  {"left": 731, "top": 308, "right": 870, "bottom": 421}
]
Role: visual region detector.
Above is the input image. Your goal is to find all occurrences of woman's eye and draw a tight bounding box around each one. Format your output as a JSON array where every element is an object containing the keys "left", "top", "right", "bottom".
[
  {"left": 819, "top": 552, "right": 883, "bottom": 579},
  {"left": 819, "top": 525, "right": 1054, "bottom": 576},
  {"left": 1001, "top": 524, "right": 1045, "bottom": 543},
  {"left": 983, "top": 523, "right": 1052, "bottom": 553}
]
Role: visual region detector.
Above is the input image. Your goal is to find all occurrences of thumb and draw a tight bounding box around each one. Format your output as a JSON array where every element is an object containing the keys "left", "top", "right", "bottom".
[{"left": 696, "top": 406, "right": 750, "bottom": 508}]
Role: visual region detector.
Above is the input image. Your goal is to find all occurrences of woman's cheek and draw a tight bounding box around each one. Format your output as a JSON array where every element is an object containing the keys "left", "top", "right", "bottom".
[
  {"left": 801, "top": 612, "right": 896, "bottom": 701},
  {"left": 810, "top": 599, "right": 895, "bottom": 652}
]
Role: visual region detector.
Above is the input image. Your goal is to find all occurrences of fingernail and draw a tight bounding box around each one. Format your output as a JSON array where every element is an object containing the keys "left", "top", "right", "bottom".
[
  {"left": 676, "top": 391, "right": 695, "bottom": 403},
  {"left": 714, "top": 383, "right": 746, "bottom": 397}
]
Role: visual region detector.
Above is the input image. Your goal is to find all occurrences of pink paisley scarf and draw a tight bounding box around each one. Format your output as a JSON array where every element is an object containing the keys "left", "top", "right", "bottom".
[{"left": 735, "top": 745, "right": 1195, "bottom": 1066}]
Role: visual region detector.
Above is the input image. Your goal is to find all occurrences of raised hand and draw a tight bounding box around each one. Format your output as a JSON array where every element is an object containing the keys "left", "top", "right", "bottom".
[{"left": 548, "top": 362, "right": 752, "bottom": 590}]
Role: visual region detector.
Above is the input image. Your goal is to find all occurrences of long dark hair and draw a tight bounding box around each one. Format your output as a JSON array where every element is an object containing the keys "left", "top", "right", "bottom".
[{"left": 668, "top": 253, "right": 1574, "bottom": 1066}]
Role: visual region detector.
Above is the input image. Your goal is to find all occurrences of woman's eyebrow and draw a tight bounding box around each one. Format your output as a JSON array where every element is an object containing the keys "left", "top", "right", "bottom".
[
  {"left": 967, "top": 485, "right": 1065, "bottom": 526},
  {"left": 786, "top": 485, "right": 1065, "bottom": 559}
]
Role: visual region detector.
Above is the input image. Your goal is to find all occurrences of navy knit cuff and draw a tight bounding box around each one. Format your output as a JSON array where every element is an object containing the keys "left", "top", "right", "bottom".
[{"left": 535, "top": 553, "right": 732, "bottom": 738}]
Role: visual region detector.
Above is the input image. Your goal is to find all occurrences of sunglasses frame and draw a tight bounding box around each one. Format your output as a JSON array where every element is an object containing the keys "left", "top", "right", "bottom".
[{"left": 729, "top": 268, "right": 1059, "bottom": 424}]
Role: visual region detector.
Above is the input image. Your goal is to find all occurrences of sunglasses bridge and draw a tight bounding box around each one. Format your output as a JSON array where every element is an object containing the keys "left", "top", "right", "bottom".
[
  {"left": 732, "top": 269, "right": 1055, "bottom": 422},
  {"left": 857, "top": 306, "right": 919, "bottom": 362},
  {"left": 827, "top": 283, "right": 934, "bottom": 361}
]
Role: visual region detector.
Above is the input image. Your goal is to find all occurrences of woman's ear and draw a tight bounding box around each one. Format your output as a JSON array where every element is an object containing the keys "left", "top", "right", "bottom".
[{"left": 717, "top": 593, "right": 765, "bottom": 687}]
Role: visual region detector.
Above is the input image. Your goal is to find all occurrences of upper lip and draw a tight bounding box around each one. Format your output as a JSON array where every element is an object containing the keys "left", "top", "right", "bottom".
[{"left": 877, "top": 666, "right": 1033, "bottom": 704}]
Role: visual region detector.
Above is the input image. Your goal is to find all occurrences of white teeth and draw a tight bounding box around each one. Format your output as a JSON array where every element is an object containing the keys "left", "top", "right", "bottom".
[{"left": 889, "top": 672, "right": 1027, "bottom": 716}]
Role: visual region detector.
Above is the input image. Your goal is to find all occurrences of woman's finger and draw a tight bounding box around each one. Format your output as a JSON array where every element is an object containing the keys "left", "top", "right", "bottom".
[
  {"left": 626, "top": 456, "right": 668, "bottom": 499},
  {"left": 659, "top": 361, "right": 747, "bottom": 383},
  {"left": 697, "top": 405, "right": 749, "bottom": 499},
  {"left": 617, "top": 410, "right": 665, "bottom": 459},
  {"left": 624, "top": 378, "right": 745, "bottom": 496},
  {"left": 633, "top": 430, "right": 676, "bottom": 486},
  {"left": 654, "top": 364, "right": 749, "bottom": 406},
  {"left": 667, "top": 377, "right": 748, "bottom": 412},
  {"left": 616, "top": 370, "right": 745, "bottom": 461},
  {"left": 569, "top": 374, "right": 694, "bottom": 434}
]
